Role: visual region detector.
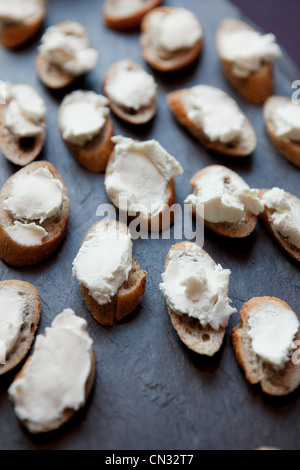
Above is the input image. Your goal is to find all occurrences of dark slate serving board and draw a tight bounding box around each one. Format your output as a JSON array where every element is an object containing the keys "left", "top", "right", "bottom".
[{"left": 0, "top": 0, "right": 299, "bottom": 451}]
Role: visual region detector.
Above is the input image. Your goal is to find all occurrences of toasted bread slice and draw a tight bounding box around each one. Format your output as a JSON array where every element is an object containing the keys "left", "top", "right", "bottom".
[
  {"left": 168, "top": 87, "right": 257, "bottom": 157},
  {"left": 105, "top": 150, "right": 177, "bottom": 231},
  {"left": 264, "top": 96, "right": 300, "bottom": 168},
  {"left": 162, "top": 242, "right": 227, "bottom": 356},
  {"left": 0, "top": 280, "right": 40, "bottom": 376},
  {"left": 232, "top": 297, "right": 300, "bottom": 396},
  {"left": 58, "top": 96, "right": 114, "bottom": 174},
  {"left": 0, "top": 161, "right": 69, "bottom": 267},
  {"left": 0, "top": 0, "right": 45, "bottom": 49},
  {"left": 141, "top": 7, "right": 203, "bottom": 72},
  {"left": 103, "top": 0, "right": 162, "bottom": 30},
  {"left": 11, "top": 335, "right": 96, "bottom": 434},
  {"left": 259, "top": 189, "right": 300, "bottom": 263},
  {"left": 103, "top": 60, "right": 157, "bottom": 125},
  {"left": 77, "top": 221, "right": 147, "bottom": 326},
  {"left": 35, "top": 54, "right": 75, "bottom": 90},
  {"left": 188, "top": 166, "right": 258, "bottom": 238},
  {"left": 216, "top": 19, "right": 275, "bottom": 105}
]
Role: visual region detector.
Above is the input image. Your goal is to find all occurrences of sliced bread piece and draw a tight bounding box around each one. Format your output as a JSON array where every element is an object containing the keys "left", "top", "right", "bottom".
[
  {"left": 216, "top": 19, "right": 279, "bottom": 105},
  {"left": 0, "top": 280, "right": 40, "bottom": 376},
  {"left": 259, "top": 189, "right": 300, "bottom": 263},
  {"left": 141, "top": 7, "right": 203, "bottom": 72},
  {"left": 0, "top": 161, "right": 69, "bottom": 267},
  {"left": 103, "top": 60, "right": 157, "bottom": 125},
  {"left": 232, "top": 297, "right": 300, "bottom": 396},
  {"left": 264, "top": 96, "right": 300, "bottom": 168},
  {"left": 160, "top": 242, "right": 236, "bottom": 356},
  {"left": 0, "top": 0, "right": 45, "bottom": 49},
  {"left": 73, "top": 220, "right": 147, "bottom": 326},
  {"left": 168, "top": 86, "right": 257, "bottom": 157},
  {"left": 58, "top": 90, "right": 115, "bottom": 173},
  {"left": 186, "top": 165, "right": 263, "bottom": 239},
  {"left": 9, "top": 309, "right": 96, "bottom": 434},
  {"left": 103, "top": 0, "right": 162, "bottom": 30}
]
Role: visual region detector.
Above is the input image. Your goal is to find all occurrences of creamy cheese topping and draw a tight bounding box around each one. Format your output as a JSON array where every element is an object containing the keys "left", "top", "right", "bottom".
[
  {"left": 104, "top": 64, "right": 157, "bottom": 111},
  {"left": 73, "top": 222, "right": 133, "bottom": 305},
  {"left": 263, "top": 187, "right": 300, "bottom": 249},
  {"left": 105, "top": 136, "right": 183, "bottom": 218},
  {"left": 8, "top": 309, "right": 93, "bottom": 424},
  {"left": 39, "top": 22, "right": 98, "bottom": 76},
  {"left": 248, "top": 300, "right": 299, "bottom": 369},
  {"left": 185, "top": 166, "right": 264, "bottom": 224},
  {"left": 106, "top": 0, "right": 148, "bottom": 16},
  {"left": 148, "top": 8, "right": 202, "bottom": 54},
  {"left": 160, "top": 246, "right": 236, "bottom": 330},
  {"left": 4, "top": 84, "right": 46, "bottom": 138},
  {"left": 0, "top": 0, "right": 43, "bottom": 25},
  {"left": 220, "top": 30, "right": 281, "bottom": 78},
  {"left": 60, "top": 91, "right": 109, "bottom": 147},
  {"left": 272, "top": 103, "right": 300, "bottom": 142},
  {"left": 184, "top": 86, "right": 245, "bottom": 144},
  {"left": 6, "top": 221, "right": 48, "bottom": 247},
  {"left": 0, "top": 284, "right": 26, "bottom": 362},
  {"left": 4, "top": 166, "right": 65, "bottom": 224}
]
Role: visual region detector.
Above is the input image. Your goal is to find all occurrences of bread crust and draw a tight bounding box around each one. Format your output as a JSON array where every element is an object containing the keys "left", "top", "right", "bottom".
[
  {"left": 259, "top": 189, "right": 300, "bottom": 262},
  {"left": 103, "top": 60, "right": 157, "bottom": 125},
  {"left": 264, "top": 96, "right": 300, "bottom": 168},
  {"left": 0, "top": 280, "right": 40, "bottom": 376},
  {"left": 12, "top": 347, "right": 96, "bottom": 434},
  {"left": 103, "top": 0, "right": 162, "bottom": 30},
  {"left": 77, "top": 221, "right": 147, "bottom": 326},
  {"left": 163, "top": 242, "right": 227, "bottom": 356},
  {"left": 216, "top": 19, "right": 274, "bottom": 105},
  {"left": 189, "top": 165, "right": 258, "bottom": 238},
  {"left": 0, "top": 0, "right": 45, "bottom": 48},
  {"left": 0, "top": 90, "right": 46, "bottom": 166},
  {"left": 105, "top": 149, "right": 177, "bottom": 231},
  {"left": 141, "top": 7, "right": 203, "bottom": 72},
  {"left": 58, "top": 102, "right": 115, "bottom": 173},
  {"left": 0, "top": 161, "right": 69, "bottom": 267},
  {"left": 232, "top": 297, "right": 300, "bottom": 396},
  {"left": 168, "top": 88, "right": 257, "bottom": 157}
]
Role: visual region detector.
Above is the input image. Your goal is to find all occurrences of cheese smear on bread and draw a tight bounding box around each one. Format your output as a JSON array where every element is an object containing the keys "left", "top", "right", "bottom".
[
  {"left": 272, "top": 103, "right": 300, "bottom": 142},
  {"left": 160, "top": 245, "right": 236, "bottom": 330},
  {"left": 263, "top": 188, "right": 300, "bottom": 249},
  {"left": 0, "top": 284, "right": 26, "bottom": 362},
  {"left": 219, "top": 30, "right": 281, "bottom": 78},
  {"left": 0, "top": 0, "right": 42, "bottom": 25},
  {"left": 185, "top": 166, "right": 264, "bottom": 224},
  {"left": 72, "top": 222, "right": 133, "bottom": 305},
  {"left": 247, "top": 300, "right": 299, "bottom": 369},
  {"left": 105, "top": 136, "right": 183, "bottom": 219},
  {"left": 60, "top": 90, "right": 109, "bottom": 146},
  {"left": 9, "top": 309, "right": 93, "bottom": 424}
]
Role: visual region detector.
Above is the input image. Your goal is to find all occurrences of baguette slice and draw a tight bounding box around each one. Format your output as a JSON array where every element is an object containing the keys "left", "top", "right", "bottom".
[
  {"left": 105, "top": 150, "right": 177, "bottom": 231},
  {"left": 189, "top": 166, "right": 258, "bottom": 238},
  {"left": 0, "top": 0, "right": 45, "bottom": 49},
  {"left": 103, "top": 0, "right": 162, "bottom": 30},
  {"left": 0, "top": 161, "right": 69, "bottom": 267},
  {"left": 78, "top": 221, "right": 147, "bottom": 326},
  {"left": 0, "top": 88, "right": 46, "bottom": 166},
  {"left": 141, "top": 7, "right": 203, "bottom": 72},
  {"left": 216, "top": 19, "right": 275, "bottom": 105},
  {"left": 168, "top": 87, "right": 257, "bottom": 157},
  {"left": 103, "top": 60, "right": 157, "bottom": 125},
  {"left": 163, "top": 242, "right": 227, "bottom": 356},
  {"left": 232, "top": 297, "right": 300, "bottom": 396},
  {"left": 264, "top": 96, "right": 300, "bottom": 168},
  {"left": 58, "top": 98, "right": 114, "bottom": 174},
  {"left": 0, "top": 280, "right": 40, "bottom": 376},
  {"left": 259, "top": 189, "right": 300, "bottom": 263}
]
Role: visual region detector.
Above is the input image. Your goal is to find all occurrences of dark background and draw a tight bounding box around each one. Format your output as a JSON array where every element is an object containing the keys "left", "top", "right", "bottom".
[
  {"left": 230, "top": 0, "right": 299, "bottom": 68},
  {"left": 0, "top": 0, "right": 300, "bottom": 451}
]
